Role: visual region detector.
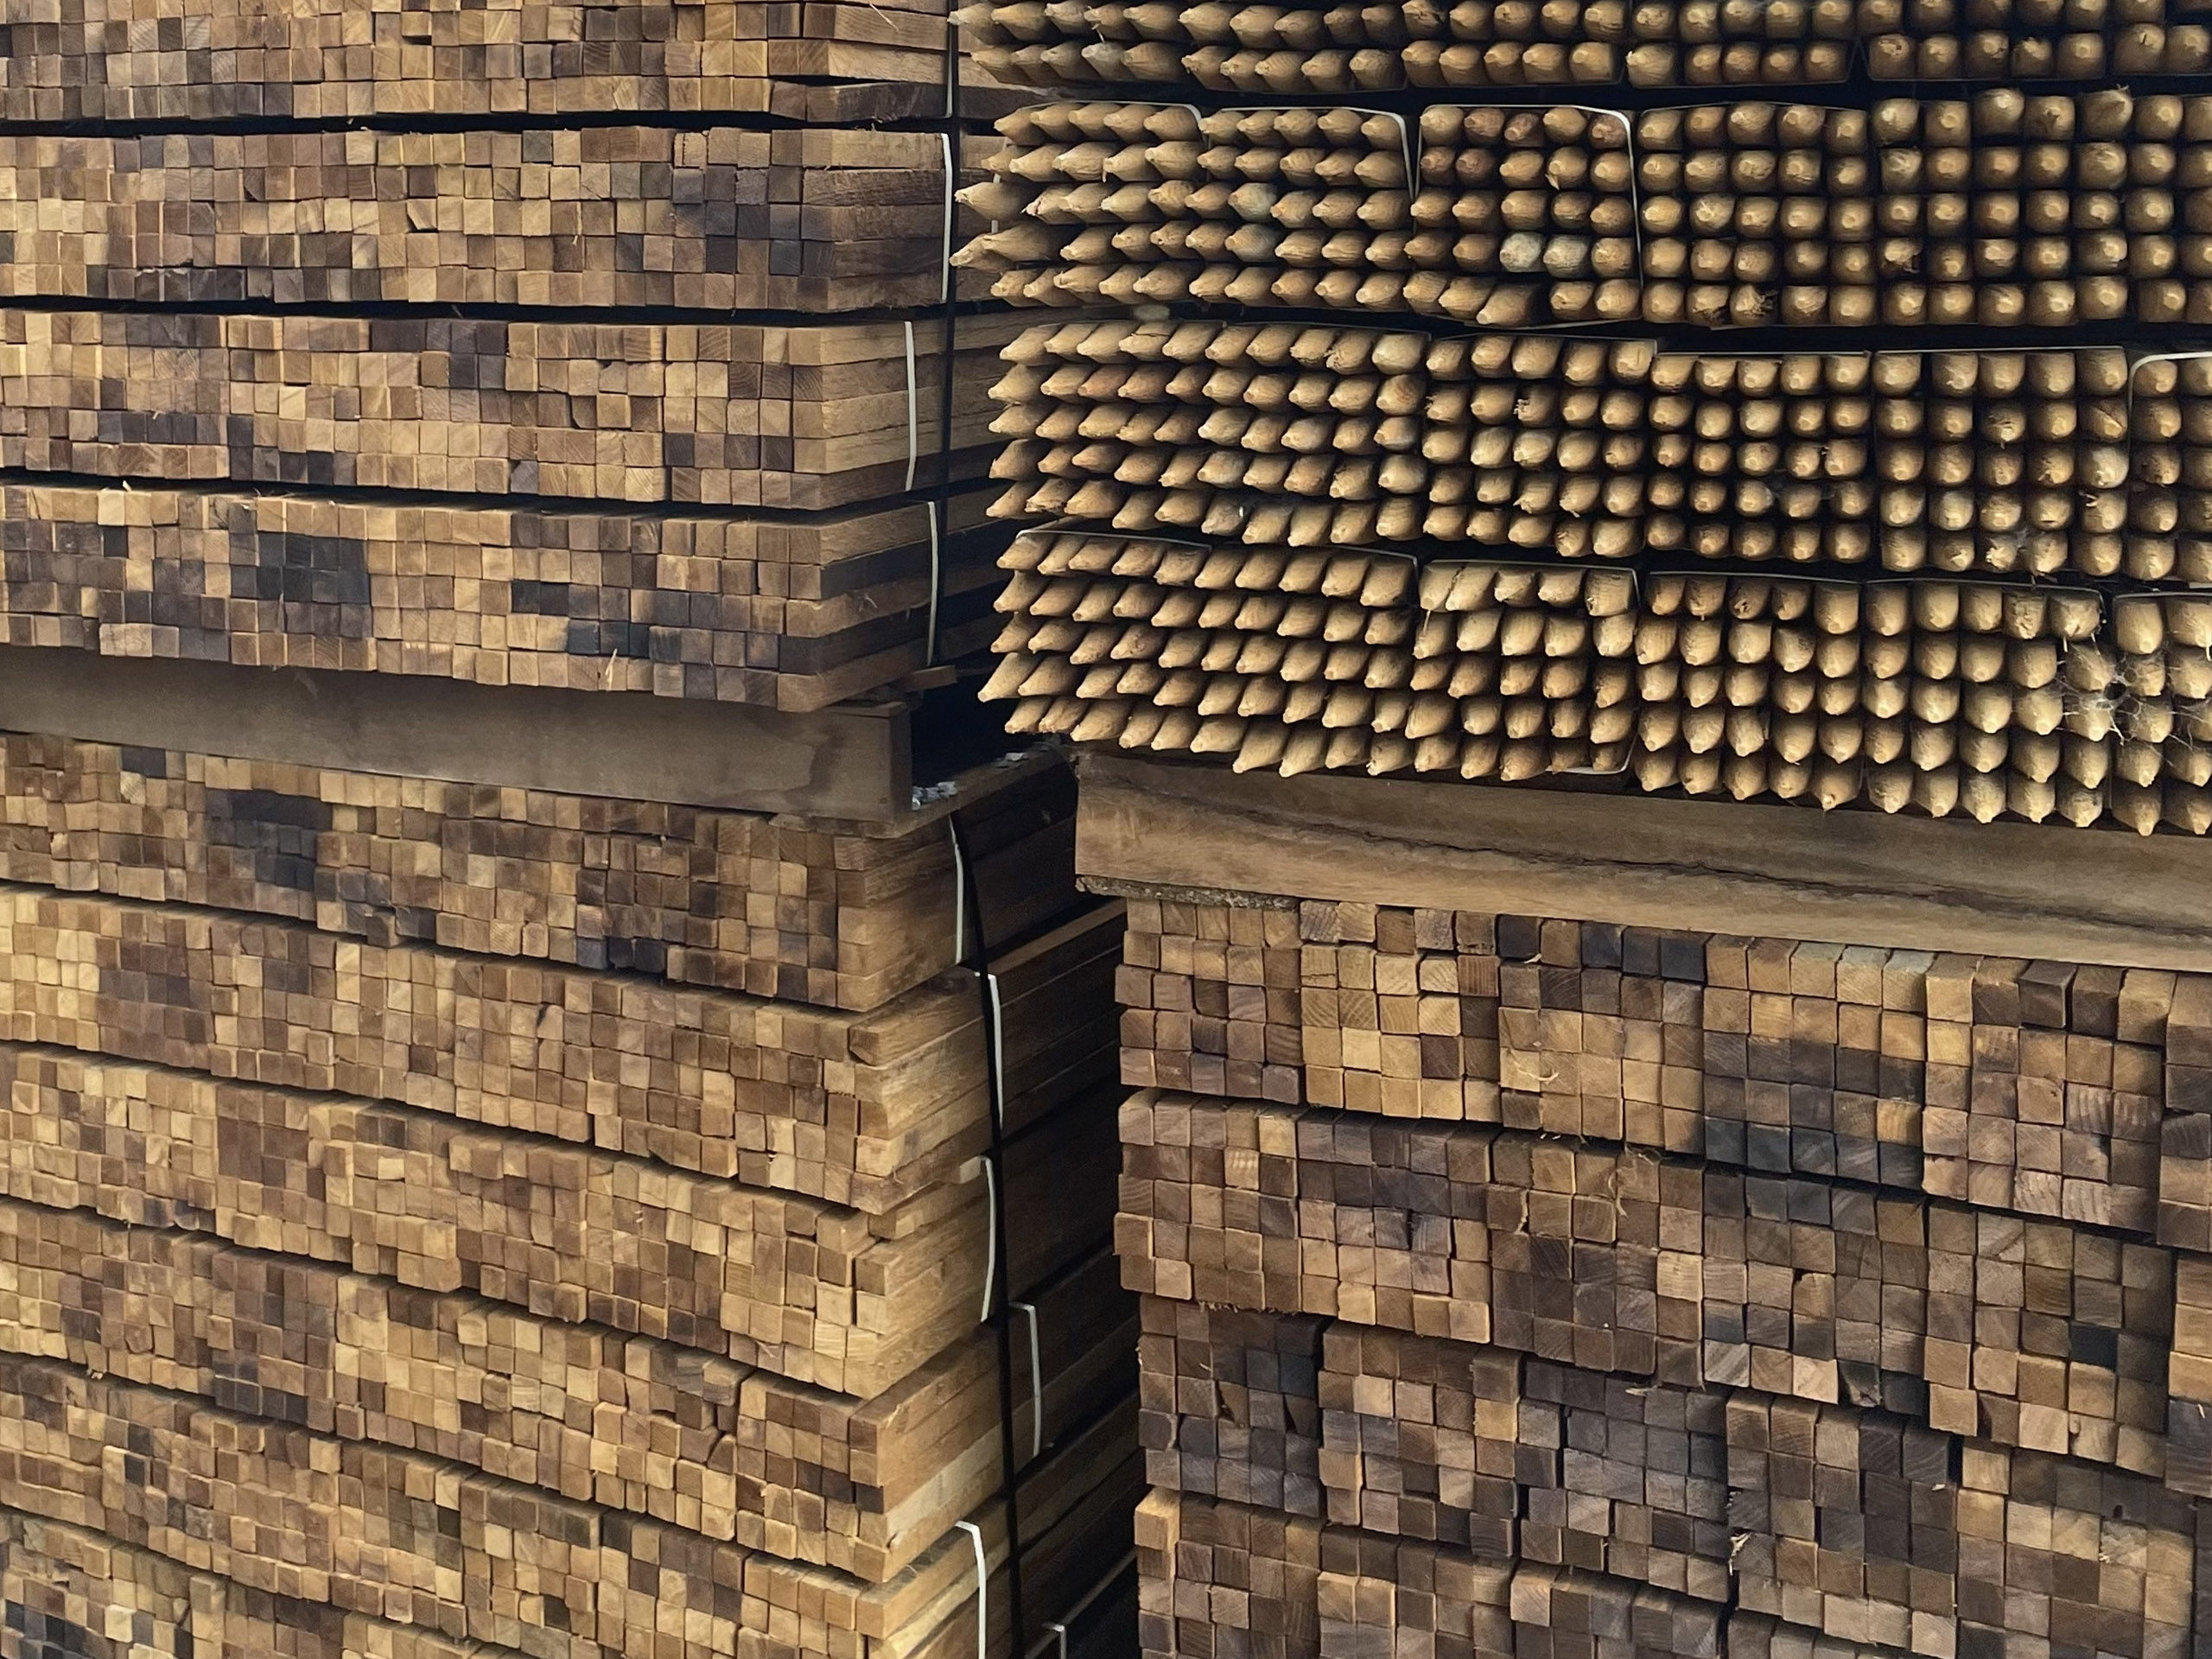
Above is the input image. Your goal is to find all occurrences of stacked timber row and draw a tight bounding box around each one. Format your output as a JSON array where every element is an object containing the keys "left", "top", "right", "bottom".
[
  {"left": 1074, "top": 757, "right": 2212, "bottom": 1659},
  {"left": 0, "top": 11, "right": 1033, "bottom": 711},
  {"left": 963, "top": 77, "right": 2212, "bottom": 833},
  {"left": 0, "top": 6, "right": 1140, "bottom": 1659},
  {"left": 0, "top": 734, "right": 1141, "bottom": 1659}
]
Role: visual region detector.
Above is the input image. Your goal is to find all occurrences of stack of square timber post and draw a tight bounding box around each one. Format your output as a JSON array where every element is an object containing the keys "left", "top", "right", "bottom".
[
  {"left": 957, "top": 0, "right": 2212, "bottom": 1654},
  {"left": 0, "top": 6, "right": 1141, "bottom": 1659},
  {"left": 1071, "top": 762, "right": 2212, "bottom": 1659}
]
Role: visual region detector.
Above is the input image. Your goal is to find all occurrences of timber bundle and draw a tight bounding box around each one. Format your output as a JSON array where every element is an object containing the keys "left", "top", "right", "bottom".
[
  {"left": 0, "top": 740, "right": 1142, "bottom": 1659},
  {"left": 959, "top": 4, "right": 2212, "bottom": 86},
  {"left": 1111, "top": 881, "right": 2212, "bottom": 1659},
  {"left": 0, "top": 27, "right": 1028, "bottom": 711},
  {"left": 964, "top": 79, "right": 2212, "bottom": 832},
  {"left": 0, "top": 6, "right": 1143, "bottom": 1659}
]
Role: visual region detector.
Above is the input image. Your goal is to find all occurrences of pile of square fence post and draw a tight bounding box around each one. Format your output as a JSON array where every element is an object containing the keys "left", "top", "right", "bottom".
[{"left": 0, "top": 6, "right": 1146, "bottom": 1659}]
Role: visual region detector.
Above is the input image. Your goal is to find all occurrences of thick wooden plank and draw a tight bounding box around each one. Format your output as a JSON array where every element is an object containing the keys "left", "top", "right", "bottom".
[
  {"left": 1077, "top": 753, "right": 2212, "bottom": 971},
  {"left": 0, "top": 645, "right": 922, "bottom": 819}
]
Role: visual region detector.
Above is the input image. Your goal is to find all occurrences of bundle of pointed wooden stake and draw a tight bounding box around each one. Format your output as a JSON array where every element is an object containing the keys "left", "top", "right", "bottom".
[
  {"left": 1625, "top": 571, "right": 2112, "bottom": 823},
  {"left": 980, "top": 526, "right": 2212, "bottom": 830},
  {"left": 957, "top": 100, "right": 1638, "bottom": 325},
  {"left": 1637, "top": 104, "right": 1878, "bottom": 327},
  {"left": 987, "top": 321, "right": 2153, "bottom": 574},
  {"left": 1856, "top": 0, "right": 2212, "bottom": 77},
  {"left": 963, "top": 91, "right": 2212, "bottom": 328},
  {"left": 960, "top": 0, "right": 2212, "bottom": 90},
  {"left": 2106, "top": 594, "right": 2212, "bottom": 833},
  {"left": 1853, "top": 89, "right": 2174, "bottom": 327},
  {"left": 2130, "top": 353, "right": 2212, "bottom": 581},
  {"left": 986, "top": 531, "right": 1638, "bottom": 782}
]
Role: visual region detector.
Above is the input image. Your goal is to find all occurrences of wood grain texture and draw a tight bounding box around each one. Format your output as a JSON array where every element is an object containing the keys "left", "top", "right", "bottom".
[
  {"left": 0, "top": 646, "right": 929, "bottom": 821},
  {"left": 1077, "top": 753, "right": 2212, "bottom": 969}
]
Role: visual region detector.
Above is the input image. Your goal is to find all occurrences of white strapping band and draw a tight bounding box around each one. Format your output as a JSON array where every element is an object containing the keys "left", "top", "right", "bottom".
[
  {"left": 949, "top": 818, "right": 968, "bottom": 964},
  {"left": 1010, "top": 1299, "right": 1042, "bottom": 1460},
  {"left": 942, "top": 16, "right": 959, "bottom": 120},
  {"left": 2129, "top": 350, "right": 2212, "bottom": 419},
  {"left": 904, "top": 320, "right": 921, "bottom": 492},
  {"left": 985, "top": 970, "right": 1007, "bottom": 1124},
  {"left": 1031, "top": 1551, "right": 1139, "bottom": 1659},
  {"left": 979, "top": 1157, "right": 998, "bottom": 1322},
  {"left": 926, "top": 498, "right": 944, "bottom": 668},
  {"left": 956, "top": 1521, "right": 988, "bottom": 1659},
  {"left": 940, "top": 132, "right": 957, "bottom": 305}
]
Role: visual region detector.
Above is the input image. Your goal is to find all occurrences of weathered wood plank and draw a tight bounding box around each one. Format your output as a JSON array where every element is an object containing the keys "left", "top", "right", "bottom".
[{"left": 1077, "top": 753, "right": 2212, "bottom": 971}]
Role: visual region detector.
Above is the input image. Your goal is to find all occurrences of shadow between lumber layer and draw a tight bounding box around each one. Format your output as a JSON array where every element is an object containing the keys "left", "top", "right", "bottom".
[{"left": 1077, "top": 752, "right": 2212, "bottom": 970}]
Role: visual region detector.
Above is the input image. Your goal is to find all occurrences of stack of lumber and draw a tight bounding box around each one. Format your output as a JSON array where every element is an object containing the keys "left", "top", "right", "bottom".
[
  {"left": 959, "top": 0, "right": 2209, "bottom": 86},
  {"left": 0, "top": 306, "right": 1014, "bottom": 706},
  {"left": 0, "top": 128, "right": 998, "bottom": 312},
  {"left": 982, "top": 524, "right": 2212, "bottom": 829},
  {"left": 0, "top": 0, "right": 1023, "bottom": 120},
  {"left": 1077, "top": 770, "right": 2212, "bottom": 1659},
  {"left": 0, "top": 14, "right": 1034, "bottom": 713},
  {"left": 967, "top": 83, "right": 2212, "bottom": 831},
  {"left": 0, "top": 6, "right": 1139, "bottom": 1659},
  {"left": 0, "top": 480, "right": 1009, "bottom": 710},
  {"left": 0, "top": 308, "right": 1010, "bottom": 508},
  {"left": 0, "top": 730, "right": 1139, "bottom": 1659}
]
